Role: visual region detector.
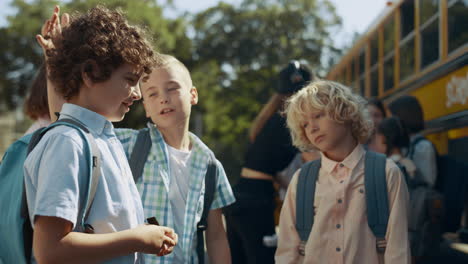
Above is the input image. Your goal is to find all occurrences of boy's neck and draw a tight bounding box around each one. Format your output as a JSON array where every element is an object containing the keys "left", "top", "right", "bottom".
[
  {"left": 390, "top": 148, "right": 402, "bottom": 156},
  {"left": 322, "top": 137, "right": 358, "bottom": 162},
  {"left": 158, "top": 122, "right": 192, "bottom": 152}
]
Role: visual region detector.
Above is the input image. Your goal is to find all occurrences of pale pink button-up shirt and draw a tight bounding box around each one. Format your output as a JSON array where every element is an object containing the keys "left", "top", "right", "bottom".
[{"left": 275, "top": 145, "right": 410, "bottom": 264}]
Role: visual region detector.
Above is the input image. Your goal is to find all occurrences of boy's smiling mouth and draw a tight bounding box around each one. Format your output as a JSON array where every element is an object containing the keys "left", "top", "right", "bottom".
[{"left": 160, "top": 108, "right": 175, "bottom": 115}]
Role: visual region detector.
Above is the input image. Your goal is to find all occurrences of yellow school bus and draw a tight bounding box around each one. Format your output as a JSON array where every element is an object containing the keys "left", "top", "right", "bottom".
[{"left": 327, "top": 0, "right": 468, "bottom": 160}]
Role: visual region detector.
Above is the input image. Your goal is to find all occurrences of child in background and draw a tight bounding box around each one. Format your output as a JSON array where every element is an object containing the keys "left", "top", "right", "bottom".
[
  {"left": 388, "top": 95, "right": 437, "bottom": 188},
  {"left": 24, "top": 6, "right": 177, "bottom": 263},
  {"left": 366, "top": 97, "right": 387, "bottom": 152},
  {"left": 276, "top": 80, "right": 410, "bottom": 264},
  {"left": 23, "top": 63, "right": 52, "bottom": 135},
  {"left": 373, "top": 116, "right": 418, "bottom": 186}
]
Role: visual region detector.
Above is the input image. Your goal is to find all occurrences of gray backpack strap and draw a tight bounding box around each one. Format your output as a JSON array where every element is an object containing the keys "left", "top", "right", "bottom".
[
  {"left": 30, "top": 118, "right": 101, "bottom": 233},
  {"left": 364, "top": 151, "right": 389, "bottom": 253},
  {"left": 295, "top": 159, "right": 321, "bottom": 256},
  {"left": 196, "top": 157, "right": 218, "bottom": 264},
  {"left": 129, "top": 129, "right": 151, "bottom": 183},
  {"left": 81, "top": 132, "right": 101, "bottom": 232},
  {"left": 57, "top": 118, "right": 101, "bottom": 233}
]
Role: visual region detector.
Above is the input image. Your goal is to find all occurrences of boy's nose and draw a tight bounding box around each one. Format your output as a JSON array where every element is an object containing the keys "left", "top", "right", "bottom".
[
  {"left": 309, "top": 125, "right": 319, "bottom": 133},
  {"left": 160, "top": 95, "right": 169, "bottom": 104},
  {"left": 132, "top": 84, "right": 142, "bottom": 101}
]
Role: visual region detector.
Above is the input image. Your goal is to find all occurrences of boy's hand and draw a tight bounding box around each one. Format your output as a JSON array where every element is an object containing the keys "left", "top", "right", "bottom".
[
  {"left": 134, "top": 225, "right": 178, "bottom": 256},
  {"left": 36, "top": 5, "right": 70, "bottom": 56},
  {"left": 156, "top": 229, "right": 178, "bottom": 256}
]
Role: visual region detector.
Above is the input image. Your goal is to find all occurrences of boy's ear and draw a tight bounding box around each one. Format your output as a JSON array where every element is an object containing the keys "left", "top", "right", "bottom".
[
  {"left": 190, "top": 86, "right": 198, "bottom": 105},
  {"left": 81, "top": 59, "right": 100, "bottom": 88}
]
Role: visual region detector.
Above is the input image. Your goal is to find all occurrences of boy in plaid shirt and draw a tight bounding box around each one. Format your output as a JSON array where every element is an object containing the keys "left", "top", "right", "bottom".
[{"left": 116, "top": 54, "right": 235, "bottom": 264}]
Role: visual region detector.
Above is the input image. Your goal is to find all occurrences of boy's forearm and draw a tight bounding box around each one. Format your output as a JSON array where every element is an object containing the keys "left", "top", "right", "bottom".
[
  {"left": 206, "top": 209, "right": 231, "bottom": 264},
  {"left": 34, "top": 224, "right": 142, "bottom": 264},
  {"left": 206, "top": 234, "right": 231, "bottom": 264}
]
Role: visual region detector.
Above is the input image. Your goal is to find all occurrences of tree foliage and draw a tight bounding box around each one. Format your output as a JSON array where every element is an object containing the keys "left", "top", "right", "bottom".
[
  {"left": 191, "top": 0, "right": 341, "bottom": 178},
  {"left": 0, "top": 0, "right": 342, "bottom": 180}
]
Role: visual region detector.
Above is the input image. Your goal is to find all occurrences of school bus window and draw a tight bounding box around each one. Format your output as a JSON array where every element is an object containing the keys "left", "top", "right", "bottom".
[
  {"left": 384, "top": 16, "right": 395, "bottom": 55},
  {"left": 400, "top": 37, "right": 415, "bottom": 81},
  {"left": 400, "top": 0, "right": 415, "bottom": 40},
  {"left": 421, "top": 16, "right": 439, "bottom": 69},
  {"left": 448, "top": 0, "right": 468, "bottom": 54},
  {"left": 359, "top": 77, "right": 365, "bottom": 97},
  {"left": 384, "top": 56, "right": 394, "bottom": 92},
  {"left": 370, "top": 69, "right": 379, "bottom": 97},
  {"left": 420, "top": 0, "right": 439, "bottom": 26},
  {"left": 371, "top": 34, "right": 379, "bottom": 66},
  {"left": 359, "top": 49, "right": 365, "bottom": 76}
]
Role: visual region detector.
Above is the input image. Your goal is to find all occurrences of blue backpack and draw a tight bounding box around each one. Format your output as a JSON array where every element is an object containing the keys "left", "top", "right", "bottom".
[
  {"left": 295, "top": 151, "right": 389, "bottom": 256},
  {"left": 0, "top": 119, "right": 101, "bottom": 264}
]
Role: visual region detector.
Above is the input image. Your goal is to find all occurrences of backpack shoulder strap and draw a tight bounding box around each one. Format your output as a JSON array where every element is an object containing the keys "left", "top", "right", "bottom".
[
  {"left": 129, "top": 128, "right": 151, "bottom": 183},
  {"left": 296, "top": 159, "right": 321, "bottom": 242},
  {"left": 408, "top": 135, "right": 428, "bottom": 159},
  {"left": 196, "top": 156, "right": 218, "bottom": 264},
  {"left": 27, "top": 118, "right": 101, "bottom": 232},
  {"left": 364, "top": 151, "right": 389, "bottom": 252}
]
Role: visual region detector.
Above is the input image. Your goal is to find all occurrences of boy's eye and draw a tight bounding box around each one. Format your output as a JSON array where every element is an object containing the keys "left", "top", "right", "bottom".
[
  {"left": 302, "top": 122, "right": 309, "bottom": 128},
  {"left": 148, "top": 92, "right": 157, "bottom": 98},
  {"left": 168, "top": 86, "right": 179, "bottom": 91},
  {"left": 126, "top": 77, "right": 138, "bottom": 85}
]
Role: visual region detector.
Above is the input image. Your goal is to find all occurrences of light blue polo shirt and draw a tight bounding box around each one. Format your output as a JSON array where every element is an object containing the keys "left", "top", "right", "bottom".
[{"left": 24, "top": 103, "right": 145, "bottom": 264}]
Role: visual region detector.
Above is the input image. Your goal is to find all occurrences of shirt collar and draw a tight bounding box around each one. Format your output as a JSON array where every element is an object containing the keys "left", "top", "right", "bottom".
[
  {"left": 59, "top": 103, "right": 114, "bottom": 136},
  {"left": 147, "top": 122, "right": 214, "bottom": 158},
  {"left": 320, "top": 144, "right": 365, "bottom": 173},
  {"left": 389, "top": 154, "right": 402, "bottom": 162}
]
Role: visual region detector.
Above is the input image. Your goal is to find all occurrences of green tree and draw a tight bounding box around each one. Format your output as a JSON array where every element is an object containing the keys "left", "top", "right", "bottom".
[
  {"left": 191, "top": 0, "right": 342, "bottom": 179},
  {"left": 0, "top": 0, "right": 191, "bottom": 127}
]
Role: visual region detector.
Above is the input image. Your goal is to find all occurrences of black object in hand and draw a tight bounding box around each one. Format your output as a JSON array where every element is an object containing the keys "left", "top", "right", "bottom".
[{"left": 147, "top": 217, "right": 159, "bottom": 226}]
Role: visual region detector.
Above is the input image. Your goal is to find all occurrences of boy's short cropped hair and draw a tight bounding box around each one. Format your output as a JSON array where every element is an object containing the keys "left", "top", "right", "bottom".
[
  {"left": 284, "top": 80, "right": 373, "bottom": 151},
  {"left": 47, "top": 5, "right": 157, "bottom": 100}
]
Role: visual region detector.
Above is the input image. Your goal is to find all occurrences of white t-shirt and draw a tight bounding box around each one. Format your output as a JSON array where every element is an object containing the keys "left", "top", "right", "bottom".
[{"left": 167, "top": 145, "right": 192, "bottom": 263}]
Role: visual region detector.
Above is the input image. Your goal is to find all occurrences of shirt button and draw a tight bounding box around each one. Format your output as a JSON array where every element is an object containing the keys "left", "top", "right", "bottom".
[
  {"left": 336, "top": 224, "right": 341, "bottom": 229},
  {"left": 340, "top": 180, "right": 344, "bottom": 184},
  {"left": 338, "top": 199, "right": 343, "bottom": 204},
  {"left": 339, "top": 163, "right": 344, "bottom": 168},
  {"left": 336, "top": 247, "right": 341, "bottom": 252}
]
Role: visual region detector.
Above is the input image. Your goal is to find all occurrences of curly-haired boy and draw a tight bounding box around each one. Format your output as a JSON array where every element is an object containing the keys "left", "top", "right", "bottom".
[
  {"left": 276, "top": 81, "right": 410, "bottom": 263},
  {"left": 24, "top": 6, "right": 177, "bottom": 263}
]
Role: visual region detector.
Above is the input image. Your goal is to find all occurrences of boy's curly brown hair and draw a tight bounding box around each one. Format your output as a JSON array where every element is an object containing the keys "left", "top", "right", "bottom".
[{"left": 47, "top": 6, "right": 157, "bottom": 100}]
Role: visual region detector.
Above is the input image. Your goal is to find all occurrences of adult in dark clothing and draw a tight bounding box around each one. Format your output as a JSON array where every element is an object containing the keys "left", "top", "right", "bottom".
[{"left": 225, "top": 61, "right": 314, "bottom": 264}]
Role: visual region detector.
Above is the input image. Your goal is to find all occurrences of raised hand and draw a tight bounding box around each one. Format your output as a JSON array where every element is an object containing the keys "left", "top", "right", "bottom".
[{"left": 36, "top": 5, "right": 70, "bottom": 56}]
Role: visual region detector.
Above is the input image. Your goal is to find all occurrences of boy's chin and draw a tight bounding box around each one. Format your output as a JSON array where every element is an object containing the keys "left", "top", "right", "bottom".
[{"left": 108, "top": 113, "right": 126, "bottom": 122}]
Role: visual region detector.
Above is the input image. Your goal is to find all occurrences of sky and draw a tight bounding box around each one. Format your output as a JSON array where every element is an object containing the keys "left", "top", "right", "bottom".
[{"left": 0, "top": 0, "right": 389, "bottom": 48}]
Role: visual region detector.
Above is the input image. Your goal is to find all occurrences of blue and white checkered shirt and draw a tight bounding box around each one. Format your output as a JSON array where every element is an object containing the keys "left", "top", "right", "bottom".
[{"left": 116, "top": 123, "right": 235, "bottom": 264}]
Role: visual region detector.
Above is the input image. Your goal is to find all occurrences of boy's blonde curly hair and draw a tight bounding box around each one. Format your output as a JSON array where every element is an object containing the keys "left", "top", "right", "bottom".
[{"left": 284, "top": 80, "right": 373, "bottom": 151}]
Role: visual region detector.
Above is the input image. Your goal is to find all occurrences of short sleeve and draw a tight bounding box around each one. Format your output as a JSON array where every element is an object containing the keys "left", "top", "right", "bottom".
[
  {"left": 210, "top": 159, "right": 235, "bottom": 210},
  {"left": 413, "top": 140, "right": 437, "bottom": 187},
  {"left": 24, "top": 131, "right": 88, "bottom": 228}
]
